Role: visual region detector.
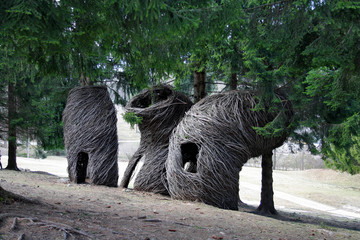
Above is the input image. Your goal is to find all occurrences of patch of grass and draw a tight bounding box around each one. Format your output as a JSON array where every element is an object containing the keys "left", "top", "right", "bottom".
[{"left": 320, "top": 222, "right": 337, "bottom": 232}]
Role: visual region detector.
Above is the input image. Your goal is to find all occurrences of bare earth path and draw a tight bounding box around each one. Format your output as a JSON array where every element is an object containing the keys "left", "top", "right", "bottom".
[
  {"left": 3, "top": 156, "right": 360, "bottom": 220},
  {"left": 1, "top": 156, "right": 360, "bottom": 239}
]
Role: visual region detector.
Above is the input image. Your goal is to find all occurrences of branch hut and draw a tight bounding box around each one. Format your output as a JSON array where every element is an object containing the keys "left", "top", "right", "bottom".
[
  {"left": 120, "top": 85, "right": 193, "bottom": 194},
  {"left": 166, "top": 90, "right": 293, "bottom": 210},
  {"left": 63, "top": 86, "right": 118, "bottom": 187}
]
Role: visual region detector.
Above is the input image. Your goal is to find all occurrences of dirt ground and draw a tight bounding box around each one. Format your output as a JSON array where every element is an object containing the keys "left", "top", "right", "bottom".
[{"left": 1, "top": 170, "right": 360, "bottom": 240}]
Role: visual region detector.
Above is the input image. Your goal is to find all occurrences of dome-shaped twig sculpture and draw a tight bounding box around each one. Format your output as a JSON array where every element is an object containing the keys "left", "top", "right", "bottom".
[
  {"left": 166, "top": 90, "right": 293, "bottom": 210},
  {"left": 120, "top": 85, "right": 193, "bottom": 194},
  {"left": 63, "top": 86, "right": 118, "bottom": 187}
]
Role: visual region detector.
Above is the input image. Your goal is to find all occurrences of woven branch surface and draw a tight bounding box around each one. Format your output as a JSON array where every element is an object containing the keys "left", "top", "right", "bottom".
[
  {"left": 166, "top": 90, "right": 293, "bottom": 210},
  {"left": 120, "top": 85, "right": 193, "bottom": 194},
  {"left": 63, "top": 86, "right": 119, "bottom": 187}
]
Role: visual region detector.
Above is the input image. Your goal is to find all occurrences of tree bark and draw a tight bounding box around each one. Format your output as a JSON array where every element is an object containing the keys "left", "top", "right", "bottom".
[
  {"left": 6, "top": 82, "right": 19, "bottom": 171},
  {"left": 257, "top": 151, "right": 277, "bottom": 215},
  {"left": 80, "top": 72, "right": 93, "bottom": 86},
  {"left": 193, "top": 70, "right": 206, "bottom": 103},
  {"left": 230, "top": 73, "right": 237, "bottom": 90}
]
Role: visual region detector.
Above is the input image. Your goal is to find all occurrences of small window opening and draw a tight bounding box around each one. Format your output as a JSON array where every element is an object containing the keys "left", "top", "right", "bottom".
[
  {"left": 76, "top": 152, "right": 89, "bottom": 183},
  {"left": 181, "top": 142, "right": 199, "bottom": 173},
  {"left": 135, "top": 94, "right": 152, "bottom": 108},
  {"left": 151, "top": 87, "right": 172, "bottom": 103}
]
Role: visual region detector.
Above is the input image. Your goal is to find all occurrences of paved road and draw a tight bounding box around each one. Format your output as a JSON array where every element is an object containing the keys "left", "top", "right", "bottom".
[{"left": 1, "top": 156, "right": 360, "bottom": 220}]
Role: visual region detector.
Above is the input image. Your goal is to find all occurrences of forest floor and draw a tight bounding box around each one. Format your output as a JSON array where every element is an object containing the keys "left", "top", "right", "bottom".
[{"left": 0, "top": 157, "right": 360, "bottom": 239}]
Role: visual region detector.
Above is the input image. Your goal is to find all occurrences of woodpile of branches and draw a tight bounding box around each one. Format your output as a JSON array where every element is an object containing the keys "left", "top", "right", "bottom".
[
  {"left": 63, "top": 86, "right": 118, "bottom": 187},
  {"left": 120, "top": 85, "right": 193, "bottom": 194},
  {"left": 165, "top": 90, "right": 293, "bottom": 210}
]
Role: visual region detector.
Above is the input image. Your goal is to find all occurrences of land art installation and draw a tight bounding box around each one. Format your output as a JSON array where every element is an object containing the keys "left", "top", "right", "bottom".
[
  {"left": 166, "top": 90, "right": 293, "bottom": 210},
  {"left": 63, "top": 86, "right": 118, "bottom": 187},
  {"left": 120, "top": 85, "right": 193, "bottom": 194}
]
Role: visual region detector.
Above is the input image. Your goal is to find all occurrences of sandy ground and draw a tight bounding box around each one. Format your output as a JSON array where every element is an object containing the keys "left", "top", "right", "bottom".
[
  {"left": 1, "top": 155, "right": 360, "bottom": 220},
  {"left": 1, "top": 156, "right": 360, "bottom": 239},
  {"left": 0, "top": 171, "right": 359, "bottom": 240}
]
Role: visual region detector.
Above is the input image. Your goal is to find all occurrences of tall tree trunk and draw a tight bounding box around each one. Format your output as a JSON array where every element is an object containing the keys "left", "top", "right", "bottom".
[
  {"left": 80, "top": 72, "right": 93, "bottom": 86},
  {"left": 230, "top": 73, "right": 237, "bottom": 90},
  {"left": 6, "top": 82, "right": 19, "bottom": 171},
  {"left": 26, "top": 133, "right": 30, "bottom": 158},
  {"left": 257, "top": 151, "right": 277, "bottom": 215},
  {"left": 193, "top": 70, "right": 206, "bottom": 103}
]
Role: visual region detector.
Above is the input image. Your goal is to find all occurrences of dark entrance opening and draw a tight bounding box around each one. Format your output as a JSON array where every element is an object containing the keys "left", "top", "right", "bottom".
[
  {"left": 76, "top": 152, "right": 89, "bottom": 183},
  {"left": 131, "top": 87, "right": 173, "bottom": 108},
  {"left": 181, "top": 142, "right": 199, "bottom": 173}
]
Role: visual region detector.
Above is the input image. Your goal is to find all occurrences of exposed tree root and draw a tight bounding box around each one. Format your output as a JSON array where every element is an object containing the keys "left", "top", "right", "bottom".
[
  {"left": 0, "top": 186, "right": 40, "bottom": 204},
  {"left": 17, "top": 233, "right": 25, "bottom": 240},
  {"left": 0, "top": 213, "right": 93, "bottom": 239},
  {"left": 10, "top": 217, "right": 18, "bottom": 231},
  {"left": 256, "top": 205, "right": 278, "bottom": 216}
]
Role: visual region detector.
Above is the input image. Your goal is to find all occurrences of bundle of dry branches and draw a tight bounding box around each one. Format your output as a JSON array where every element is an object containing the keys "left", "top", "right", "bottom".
[
  {"left": 120, "top": 85, "right": 193, "bottom": 194},
  {"left": 166, "top": 90, "right": 293, "bottom": 210},
  {"left": 63, "top": 86, "right": 118, "bottom": 187}
]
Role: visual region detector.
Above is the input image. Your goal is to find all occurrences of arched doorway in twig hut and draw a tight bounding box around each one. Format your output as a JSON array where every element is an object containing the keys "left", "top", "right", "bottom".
[
  {"left": 76, "top": 152, "right": 89, "bottom": 183},
  {"left": 181, "top": 142, "right": 199, "bottom": 173},
  {"left": 63, "top": 86, "right": 119, "bottom": 187},
  {"left": 166, "top": 90, "right": 293, "bottom": 210}
]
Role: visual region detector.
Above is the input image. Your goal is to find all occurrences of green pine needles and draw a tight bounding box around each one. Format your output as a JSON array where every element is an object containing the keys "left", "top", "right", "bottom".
[{"left": 122, "top": 112, "right": 143, "bottom": 129}]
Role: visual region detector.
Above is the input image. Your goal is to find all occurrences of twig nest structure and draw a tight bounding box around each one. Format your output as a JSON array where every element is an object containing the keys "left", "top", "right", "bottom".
[
  {"left": 120, "top": 85, "right": 193, "bottom": 194},
  {"left": 166, "top": 90, "right": 293, "bottom": 210},
  {"left": 63, "top": 86, "right": 118, "bottom": 187}
]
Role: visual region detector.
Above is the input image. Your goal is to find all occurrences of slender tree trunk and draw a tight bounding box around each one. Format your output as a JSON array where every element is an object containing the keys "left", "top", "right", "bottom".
[
  {"left": 230, "top": 73, "right": 237, "bottom": 90},
  {"left": 80, "top": 72, "right": 93, "bottom": 86},
  {"left": 301, "top": 151, "right": 304, "bottom": 170},
  {"left": 257, "top": 151, "right": 277, "bottom": 215},
  {"left": 193, "top": 70, "right": 206, "bottom": 103},
  {"left": 26, "top": 132, "right": 30, "bottom": 158},
  {"left": 6, "top": 82, "right": 19, "bottom": 171}
]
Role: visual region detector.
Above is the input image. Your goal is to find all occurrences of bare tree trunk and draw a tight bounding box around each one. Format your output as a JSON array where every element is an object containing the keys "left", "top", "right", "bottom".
[
  {"left": 301, "top": 151, "right": 304, "bottom": 170},
  {"left": 26, "top": 133, "right": 30, "bottom": 158},
  {"left": 6, "top": 82, "right": 19, "bottom": 171},
  {"left": 80, "top": 72, "right": 93, "bottom": 86},
  {"left": 257, "top": 151, "right": 277, "bottom": 215},
  {"left": 193, "top": 71, "right": 206, "bottom": 103},
  {"left": 230, "top": 73, "right": 237, "bottom": 90}
]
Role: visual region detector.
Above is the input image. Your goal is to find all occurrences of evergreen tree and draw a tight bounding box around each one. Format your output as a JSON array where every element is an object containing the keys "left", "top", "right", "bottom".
[{"left": 237, "top": 0, "right": 360, "bottom": 214}]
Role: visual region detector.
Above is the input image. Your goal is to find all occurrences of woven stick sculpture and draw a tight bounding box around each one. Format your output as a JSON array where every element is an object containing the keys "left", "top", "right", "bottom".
[
  {"left": 120, "top": 85, "right": 193, "bottom": 194},
  {"left": 166, "top": 90, "right": 293, "bottom": 210},
  {"left": 63, "top": 86, "right": 118, "bottom": 187}
]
